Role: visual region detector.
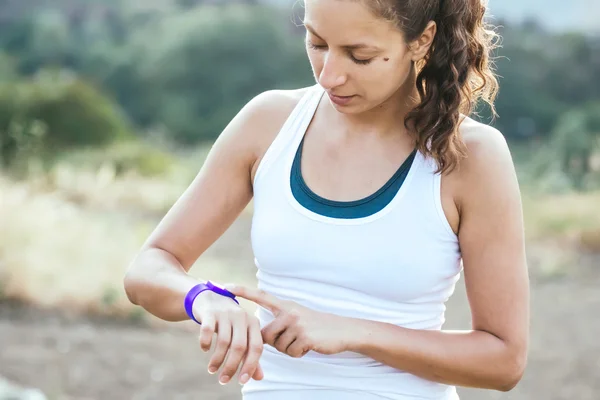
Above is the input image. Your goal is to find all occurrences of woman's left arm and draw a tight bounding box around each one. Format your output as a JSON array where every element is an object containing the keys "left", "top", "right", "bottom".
[{"left": 348, "top": 126, "right": 530, "bottom": 391}]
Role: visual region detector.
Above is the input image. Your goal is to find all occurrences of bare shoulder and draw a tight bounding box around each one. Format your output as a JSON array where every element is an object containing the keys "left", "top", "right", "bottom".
[
  {"left": 244, "top": 87, "right": 309, "bottom": 122},
  {"left": 246, "top": 87, "right": 311, "bottom": 180},
  {"left": 210, "top": 86, "right": 311, "bottom": 178},
  {"left": 244, "top": 87, "right": 311, "bottom": 157},
  {"left": 256, "top": 87, "right": 310, "bottom": 106},
  {"left": 458, "top": 116, "right": 513, "bottom": 169},
  {"left": 454, "top": 116, "right": 520, "bottom": 205}
]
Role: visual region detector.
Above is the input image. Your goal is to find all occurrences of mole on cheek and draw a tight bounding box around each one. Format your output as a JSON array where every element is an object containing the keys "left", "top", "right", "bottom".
[{"left": 384, "top": 57, "right": 390, "bottom": 61}]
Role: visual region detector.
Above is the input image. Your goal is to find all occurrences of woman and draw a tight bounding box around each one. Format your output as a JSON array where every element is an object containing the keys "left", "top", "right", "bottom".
[{"left": 124, "top": 0, "right": 530, "bottom": 399}]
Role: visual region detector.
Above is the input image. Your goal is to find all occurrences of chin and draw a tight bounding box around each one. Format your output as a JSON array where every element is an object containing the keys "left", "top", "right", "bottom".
[
  {"left": 331, "top": 104, "right": 361, "bottom": 114},
  {"left": 334, "top": 101, "right": 377, "bottom": 115}
]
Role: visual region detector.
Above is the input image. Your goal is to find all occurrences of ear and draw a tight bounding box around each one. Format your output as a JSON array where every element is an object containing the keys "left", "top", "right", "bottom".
[{"left": 409, "top": 21, "right": 437, "bottom": 62}]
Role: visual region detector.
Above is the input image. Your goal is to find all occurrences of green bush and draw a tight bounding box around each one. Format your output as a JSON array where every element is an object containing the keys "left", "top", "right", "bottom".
[
  {"left": 549, "top": 103, "right": 600, "bottom": 189},
  {"left": 57, "top": 141, "right": 176, "bottom": 178},
  {"left": 0, "top": 52, "right": 18, "bottom": 82},
  {"left": 113, "top": 145, "right": 174, "bottom": 177},
  {"left": 0, "top": 70, "right": 133, "bottom": 168},
  {"left": 133, "top": 4, "right": 312, "bottom": 144}
]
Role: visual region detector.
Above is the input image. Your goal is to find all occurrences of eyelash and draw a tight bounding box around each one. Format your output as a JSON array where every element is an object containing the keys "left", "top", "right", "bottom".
[{"left": 306, "top": 41, "right": 373, "bottom": 66}]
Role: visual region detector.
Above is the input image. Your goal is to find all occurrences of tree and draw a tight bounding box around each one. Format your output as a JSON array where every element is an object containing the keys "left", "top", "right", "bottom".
[
  {"left": 550, "top": 103, "right": 600, "bottom": 189},
  {"left": 0, "top": 70, "right": 132, "bottom": 168},
  {"left": 132, "top": 3, "right": 312, "bottom": 143}
]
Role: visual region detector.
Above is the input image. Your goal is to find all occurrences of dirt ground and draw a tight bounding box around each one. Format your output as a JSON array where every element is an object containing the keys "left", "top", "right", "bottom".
[{"left": 1, "top": 215, "right": 599, "bottom": 400}]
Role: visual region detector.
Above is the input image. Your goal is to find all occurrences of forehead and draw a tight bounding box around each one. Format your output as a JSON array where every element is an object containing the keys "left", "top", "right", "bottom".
[{"left": 303, "top": 0, "right": 397, "bottom": 41}]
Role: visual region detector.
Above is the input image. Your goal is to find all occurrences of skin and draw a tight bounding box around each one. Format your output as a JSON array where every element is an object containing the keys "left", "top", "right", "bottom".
[{"left": 124, "top": 0, "right": 529, "bottom": 391}]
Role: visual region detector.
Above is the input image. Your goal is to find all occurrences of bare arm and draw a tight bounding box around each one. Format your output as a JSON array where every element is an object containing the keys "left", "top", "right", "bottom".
[
  {"left": 123, "top": 89, "right": 304, "bottom": 385},
  {"left": 345, "top": 125, "right": 530, "bottom": 391},
  {"left": 123, "top": 89, "right": 299, "bottom": 320},
  {"left": 124, "top": 98, "right": 255, "bottom": 320}
]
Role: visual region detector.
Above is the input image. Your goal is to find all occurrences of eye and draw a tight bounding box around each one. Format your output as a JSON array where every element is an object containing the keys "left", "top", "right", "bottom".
[
  {"left": 350, "top": 55, "right": 372, "bottom": 65},
  {"left": 306, "top": 40, "right": 327, "bottom": 51},
  {"left": 306, "top": 39, "right": 373, "bottom": 66}
]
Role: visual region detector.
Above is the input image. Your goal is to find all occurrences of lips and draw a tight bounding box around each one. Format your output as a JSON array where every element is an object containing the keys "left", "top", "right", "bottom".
[{"left": 328, "top": 92, "right": 355, "bottom": 106}]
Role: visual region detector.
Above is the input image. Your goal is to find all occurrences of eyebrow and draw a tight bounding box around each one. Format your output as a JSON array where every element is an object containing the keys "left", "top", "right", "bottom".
[{"left": 304, "top": 23, "right": 382, "bottom": 51}]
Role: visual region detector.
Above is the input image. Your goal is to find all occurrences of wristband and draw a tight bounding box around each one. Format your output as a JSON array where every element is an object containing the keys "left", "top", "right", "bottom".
[{"left": 184, "top": 281, "right": 239, "bottom": 325}]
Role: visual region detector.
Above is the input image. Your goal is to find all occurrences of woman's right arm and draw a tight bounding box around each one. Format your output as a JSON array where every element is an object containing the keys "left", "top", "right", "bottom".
[{"left": 123, "top": 88, "right": 303, "bottom": 385}]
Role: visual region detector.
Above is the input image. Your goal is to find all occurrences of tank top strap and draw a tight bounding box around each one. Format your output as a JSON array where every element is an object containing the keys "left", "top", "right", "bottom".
[
  {"left": 253, "top": 84, "right": 325, "bottom": 187},
  {"left": 290, "top": 84, "right": 325, "bottom": 143}
]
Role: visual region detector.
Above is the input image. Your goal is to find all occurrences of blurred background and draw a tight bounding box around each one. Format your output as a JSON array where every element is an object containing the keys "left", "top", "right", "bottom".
[{"left": 0, "top": 0, "right": 598, "bottom": 399}]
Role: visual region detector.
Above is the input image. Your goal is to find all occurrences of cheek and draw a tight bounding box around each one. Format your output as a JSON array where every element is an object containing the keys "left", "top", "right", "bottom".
[
  {"left": 360, "top": 59, "right": 412, "bottom": 100},
  {"left": 307, "top": 51, "right": 324, "bottom": 76},
  {"left": 364, "top": 59, "right": 404, "bottom": 85},
  {"left": 376, "top": 56, "right": 412, "bottom": 86}
]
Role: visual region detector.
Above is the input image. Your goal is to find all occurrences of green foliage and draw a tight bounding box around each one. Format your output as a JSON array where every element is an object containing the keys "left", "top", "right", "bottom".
[
  {"left": 0, "top": 52, "right": 18, "bottom": 81},
  {"left": 0, "top": 0, "right": 598, "bottom": 193},
  {"left": 128, "top": 307, "right": 146, "bottom": 324},
  {"left": 57, "top": 141, "right": 176, "bottom": 178},
  {"left": 0, "top": 2, "right": 313, "bottom": 144},
  {"left": 109, "top": 144, "right": 175, "bottom": 177},
  {"left": 101, "top": 286, "right": 120, "bottom": 308},
  {"left": 2, "top": 1, "right": 597, "bottom": 145},
  {"left": 550, "top": 104, "right": 600, "bottom": 189},
  {"left": 132, "top": 4, "right": 312, "bottom": 143},
  {"left": 518, "top": 102, "right": 600, "bottom": 192},
  {"left": 0, "top": 70, "right": 132, "bottom": 168},
  {"left": 491, "top": 24, "right": 600, "bottom": 139}
]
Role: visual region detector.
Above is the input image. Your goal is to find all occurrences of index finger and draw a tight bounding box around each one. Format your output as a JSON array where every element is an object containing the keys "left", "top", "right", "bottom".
[{"left": 225, "top": 285, "right": 282, "bottom": 314}]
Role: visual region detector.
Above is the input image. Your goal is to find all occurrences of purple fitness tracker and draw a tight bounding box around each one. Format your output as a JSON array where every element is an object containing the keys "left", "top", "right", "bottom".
[{"left": 184, "top": 281, "right": 239, "bottom": 325}]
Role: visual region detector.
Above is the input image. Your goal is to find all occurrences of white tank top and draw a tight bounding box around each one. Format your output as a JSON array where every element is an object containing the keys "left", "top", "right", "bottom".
[{"left": 243, "top": 84, "right": 463, "bottom": 400}]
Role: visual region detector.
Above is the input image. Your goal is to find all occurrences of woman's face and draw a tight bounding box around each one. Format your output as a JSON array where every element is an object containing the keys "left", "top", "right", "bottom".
[{"left": 303, "top": 0, "right": 417, "bottom": 114}]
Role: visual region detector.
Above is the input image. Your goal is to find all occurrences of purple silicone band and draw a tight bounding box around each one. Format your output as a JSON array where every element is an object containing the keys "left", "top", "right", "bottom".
[{"left": 184, "top": 281, "right": 239, "bottom": 325}]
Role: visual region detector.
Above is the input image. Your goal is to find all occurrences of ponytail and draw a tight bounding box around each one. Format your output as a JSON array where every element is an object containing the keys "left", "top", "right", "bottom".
[{"left": 366, "top": 0, "right": 500, "bottom": 173}]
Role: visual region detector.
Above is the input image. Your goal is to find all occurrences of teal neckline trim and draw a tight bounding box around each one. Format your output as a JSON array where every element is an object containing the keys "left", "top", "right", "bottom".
[{"left": 290, "top": 136, "right": 417, "bottom": 219}]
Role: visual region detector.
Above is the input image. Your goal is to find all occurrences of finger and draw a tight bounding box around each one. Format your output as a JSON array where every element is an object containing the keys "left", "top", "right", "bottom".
[
  {"left": 219, "top": 313, "right": 248, "bottom": 385},
  {"left": 252, "top": 362, "right": 264, "bottom": 380},
  {"left": 225, "top": 285, "right": 283, "bottom": 314},
  {"left": 273, "top": 327, "right": 297, "bottom": 355},
  {"left": 261, "top": 315, "right": 290, "bottom": 347},
  {"left": 208, "top": 318, "right": 232, "bottom": 375},
  {"left": 239, "top": 318, "right": 264, "bottom": 384},
  {"left": 198, "top": 314, "right": 216, "bottom": 352},
  {"left": 287, "top": 338, "right": 310, "bottom": 358}
]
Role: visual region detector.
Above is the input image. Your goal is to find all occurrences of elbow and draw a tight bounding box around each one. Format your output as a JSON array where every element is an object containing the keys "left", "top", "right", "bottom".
[
  {"left": 123, "top": 246, "right": 172, "bottom": 308},
  {"left": 124, "top": 269, "right": 140, "bottom": 306},
  {"left": 124, "top": 256, "right": 147, "bottom": 306},
  {"left": 495, "top": 349, "right": 528, "bottom": 392},
  {"left": 496, "top": 372, "right": 523, "bottom": 392}
]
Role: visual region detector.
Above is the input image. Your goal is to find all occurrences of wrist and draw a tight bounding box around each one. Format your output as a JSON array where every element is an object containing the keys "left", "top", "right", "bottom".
[
  {"left": 184, "top": 281, "right": 220, "bottom": 324},
  {"left": 188, "top": 283, "right": 240, "bottom": 323},
  {"left": 343, "top": 317, "right": 373, "bottom": 353},
  {"left": 190, "top": 290, "right": 218, "bottom": 322}
]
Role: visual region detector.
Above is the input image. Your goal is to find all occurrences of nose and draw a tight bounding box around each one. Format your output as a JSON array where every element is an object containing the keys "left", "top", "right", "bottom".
[{"left": 318, "top": 52, "right": 347, "bottom": 90}]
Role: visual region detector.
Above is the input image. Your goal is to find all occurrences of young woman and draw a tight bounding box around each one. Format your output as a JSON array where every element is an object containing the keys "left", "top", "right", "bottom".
[{"left": 124, "top": 0, "right": 530, "bottom": 399}]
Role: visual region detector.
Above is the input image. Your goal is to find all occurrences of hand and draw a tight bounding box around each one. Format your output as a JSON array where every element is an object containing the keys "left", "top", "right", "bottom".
[
  {"left": 225, "top": 285, "right": 352, "bottom": 358},
  {"left": 192, "top": 290, "right": 264, "bottom": 385}
]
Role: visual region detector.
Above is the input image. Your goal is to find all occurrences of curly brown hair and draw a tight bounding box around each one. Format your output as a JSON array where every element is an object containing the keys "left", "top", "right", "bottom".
[{"left": 366, "top": 0, "right": 500, "bottom": 173}]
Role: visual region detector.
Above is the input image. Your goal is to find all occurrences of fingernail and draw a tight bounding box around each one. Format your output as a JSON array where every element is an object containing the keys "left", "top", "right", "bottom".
[
  {"left": 208, "top": 367, "right": 217, "bottom": 374},
  {"left": 239, "top": 373, "right": 249, "bottom": 384},
  {"left": 219, "top": 376, "right": 230, "bottom": 385}
]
